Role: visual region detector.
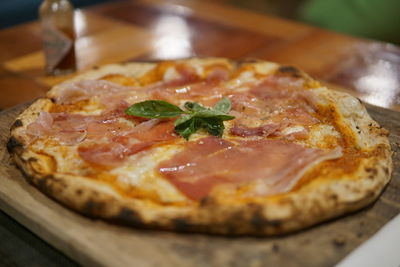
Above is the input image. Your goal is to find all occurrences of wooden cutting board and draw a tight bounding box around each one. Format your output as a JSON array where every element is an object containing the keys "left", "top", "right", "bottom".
[{"left": 0, "top": 103, "right": 399, "bottom": 267}]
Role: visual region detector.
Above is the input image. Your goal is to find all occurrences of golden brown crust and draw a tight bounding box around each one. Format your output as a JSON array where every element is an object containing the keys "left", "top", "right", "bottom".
[{"left": 9, "top": 58, "right": 393, "bottom": 235}]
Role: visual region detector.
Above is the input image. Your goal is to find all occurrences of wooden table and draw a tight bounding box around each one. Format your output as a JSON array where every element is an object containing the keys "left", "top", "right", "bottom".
[
  {"left": 0, "top": 0, "right": 399, "bottom": 266},
  {"left": 0, "top": 0, "right": 399, "bottom": 111}
]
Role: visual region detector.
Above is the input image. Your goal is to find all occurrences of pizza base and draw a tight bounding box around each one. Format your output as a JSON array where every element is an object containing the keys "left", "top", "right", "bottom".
[{"left": 8, "top": 58, "right": 392, "bottom": 235}]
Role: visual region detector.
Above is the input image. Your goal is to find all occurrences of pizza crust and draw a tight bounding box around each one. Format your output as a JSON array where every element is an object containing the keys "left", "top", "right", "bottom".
[{"left": 8, "top": 58, "right": 392, "bottom": 235}]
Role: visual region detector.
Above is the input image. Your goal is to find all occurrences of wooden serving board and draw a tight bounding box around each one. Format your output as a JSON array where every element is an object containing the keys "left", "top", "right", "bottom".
[{"left": 0, "top": 103, "right": 399, "bottom": 267}]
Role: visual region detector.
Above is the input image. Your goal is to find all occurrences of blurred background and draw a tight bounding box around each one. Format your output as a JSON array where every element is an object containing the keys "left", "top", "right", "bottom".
[
  {"left": 0, "top": 0, "right": 111, "bottom": 29},
  {"left": 1, "top": 0, "right": 399, "bottom": 44}
]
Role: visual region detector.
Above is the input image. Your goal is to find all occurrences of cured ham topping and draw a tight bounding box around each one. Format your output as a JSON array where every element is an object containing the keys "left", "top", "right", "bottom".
[
  {"left": 248, "top": 75, "right": 320, "bottom": 113},
  {"left": 206, "top": 64, "right": 230, "bottom": 82},
  {"left": 55, "top": 64, "right": 232, "bottom": 110},
  {"left": 164, "top": 63, "right": 200, "bottom": 87},
  {"left": 230, "top": 123, "right": 281, "bottom": 137},
  {"left": 148, "top": 65, "right": 231, "bottom": 104},
  {"left": 78, "top": 142, "right": 154, "bottom": 168},
  {"left": 78, "top": 121, "right": 177, "bottom": 168},
  {"left": 55, "top": 80, "right": 151, "bottom": 111},
  {"left": 159, "top": 137, "right": 233, "bottom": 200},
  {"left": 250, "top": 75, "right": 304, "bottom": 100},
  {"left": 229, "top": 92, "right": 267, "bottom": 116},
  {"left": 227, "top": 74, "right": 320, "bottom": 137},
  {"left": 26, "top": 109, "right": 177, "bottom": 167},
  {"left": 26, "top": 112, "right": 54, "bottom": 136},
  {"left": 25, "top": 102, "right": 176, "bottom": 145},
  {"left": 269, "top": 107, "right": 319, "bottom": 126},
  {"left": 26, "top": 62, "right": 336, "bottom": 187},
  {"left": 120, "top": 121, "right": 176, "bottom": 142},
  {"left": 229, "top": 99, "right": 319, "bottom": 138},
  {"left": 101, "top": 64, "right": 230, "bottom": 107},
  {"left": 27, "top": 112, "right": 88, "bottom": 145},
  {"left": 158, "top": 137, "right": 342, "bottom": 200},
  {"left": 55, "top": 80, "right": 134, "bottom": 105}
]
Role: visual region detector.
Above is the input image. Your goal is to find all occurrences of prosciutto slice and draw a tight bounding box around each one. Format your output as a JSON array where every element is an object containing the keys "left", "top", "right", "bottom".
[
  {"left": 55, "top": 64, "right": 230, "bottom": 108},
  {"left": 230, "top": 123, "right": 281, "bottom": 137},
  {"left": 78, "top": 120, "right": 177, "bottom": 168},
  {"left": 26, "top": 112, "right": 89, "bottom": 145},
  {"left": 26, "top": 107, "right": 176, "bottom": 144},
  {"left": 55, "top": 80, "right": 135, "bottom": 104},
  {"left": 149, "top": 66, "right": 231, "bottom": 104},
  {"left": 78, "top": 142, "right": 154, "bottom": 168},
  {"left": 158, "top": 137, "right": 342, "bottom": 200},
  {"left": 230, "top": 107, "right": 319, "bottom": 138}
]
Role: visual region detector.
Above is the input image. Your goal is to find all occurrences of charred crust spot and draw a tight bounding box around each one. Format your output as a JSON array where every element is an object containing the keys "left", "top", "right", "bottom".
[
  {"left": 250, "top": 210, "right": 268, "bottom": 228},
  {"left": 330, "top": 194, "right": 338, "bottom": 202},
  {"left": 383, "top": 167, "right": 389, "bottom": 175},
  {"left": 173, "top": 218, "right": 192, "bottom": 231},
  {"left": 367, "top": 190, "right": 375, "bottom": 198},
  {"left": 278, "top": 66, "right": 299, "bottom": 73},
  {"left": 277, "top": 66, "right": 301, "bottom": 77},
  {"left": 92, "top": 65, "right": 99, "bottom": 70},
  {"left": 237, "top": 58, "right": 260, "bottom": 66},
  {"left": 113, "top": 208, "right": 145, "bottom": 227},
  {"left": 83, "top": 199, "right": 105, "bottom": 216},
  {"left": 365, "top": 167, "right": 377, "bottom": 175},
  {"left": 36, "top": 175, "right": 54, "bottom": 195},
  {"left": 267, "top": 219, "right": 282, "bottom": 228},
  {"left": 251, "top": 214, "right": 283, "bottom": 230},
  {"left": 35, "top": 175, "right": 66, "bottom": 196},
  {"left": 27, "top": 157, "right": 38, "bottom": 163},
  {"left": 11, "top": 119, "right": 23, "bottom": 130},
  {"left": 7, "top": 137, "right": 23, "bottom": 153},
  {"left": 76, "top": 189, "right": 83, "bottom": 196},
  {"left": 50, "top": 98, "right": 56, "bottom": 103}
]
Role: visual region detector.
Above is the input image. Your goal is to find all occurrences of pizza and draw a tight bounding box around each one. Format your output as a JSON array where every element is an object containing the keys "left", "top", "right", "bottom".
[{"left": 8, "top": 58, "right": 392, "bottom": 235}]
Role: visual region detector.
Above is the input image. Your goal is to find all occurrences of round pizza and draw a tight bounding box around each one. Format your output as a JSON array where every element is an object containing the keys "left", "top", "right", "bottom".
[{"left": 8, "top": 58, "right": 392, "bottom": 235}]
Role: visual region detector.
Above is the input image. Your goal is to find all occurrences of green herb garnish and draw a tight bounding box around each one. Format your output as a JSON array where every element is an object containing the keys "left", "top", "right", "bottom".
[{"left": 125, "top": 98, "right": 235, "bottom": 140}]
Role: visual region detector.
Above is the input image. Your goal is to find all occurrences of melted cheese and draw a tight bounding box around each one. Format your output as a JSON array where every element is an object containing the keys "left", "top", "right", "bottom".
[
  {"left": 27, "top": 59, "right": 352, "bottom": 204},
  {"left": 111, "top": 145, "right": 187, "bottom": 202},
  {"left": 308, "top": 124, "right": 341, "bottom": 149}
]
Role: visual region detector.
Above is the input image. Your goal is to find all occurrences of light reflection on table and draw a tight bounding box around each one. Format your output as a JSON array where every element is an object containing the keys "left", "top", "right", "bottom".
[
  {"left": 330, "top": 43, "right": 400, "bottom": 111},
  {"left": 0, "top": 0, "right": 399, "bottom": 112},
  {"left": 152, "top": 15, "right": 194, "bottom": 59}
]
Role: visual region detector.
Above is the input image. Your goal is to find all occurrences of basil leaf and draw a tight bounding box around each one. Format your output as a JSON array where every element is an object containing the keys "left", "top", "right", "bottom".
[
  {"left": 201, "top": 118, "right": 225, "bottom": 137},
  {"left": 193, "top": 109, "right": 235, "bottom": 121},
  {"left": 125, "top": 100, "right": 184, "bottom": 118},
  {"left": 174, "top": 114, "right": 193, "bottom": 126},
  {"left": 126, "top": 99, "right": 235, "bottom": 140},
  {"left": 175, "top": 118, "right": 200, "bottom": 140},
  {"left": 214, "top": 98, "right": 231, "bottom": 113},
  {"left": 184, "top": 102, "right": 207, "bottom": 112}
]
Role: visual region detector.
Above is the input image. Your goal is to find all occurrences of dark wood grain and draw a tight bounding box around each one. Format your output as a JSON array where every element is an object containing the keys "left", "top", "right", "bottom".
[
  {"left": 0, "top": 23, "right": 42, "bottom": 62},
  {"left": 0, "top": 102, "right": 398, "bottom": 267},
  {"left": 0, "top": 0, "right": 399, "bottom": 111},
  {"left": 0, "top": 67, "right": 49, "bottom": 109},
  {"left": 0, "top": 210, "right": 77, "bottom": 267}
]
